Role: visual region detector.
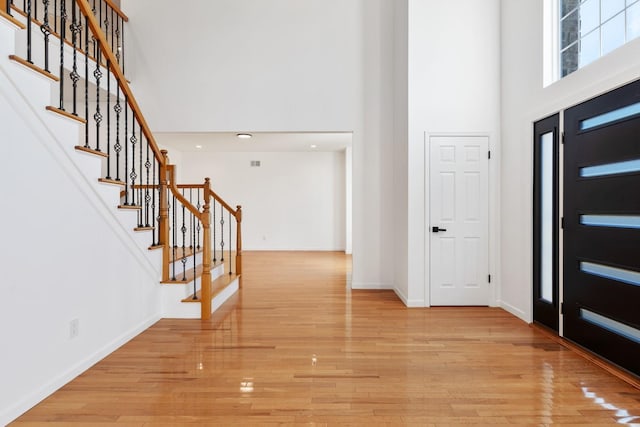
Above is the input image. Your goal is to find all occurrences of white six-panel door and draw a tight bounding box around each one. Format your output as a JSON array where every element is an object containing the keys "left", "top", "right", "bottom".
[{"left": 429, "top": 136, "right": 489, "bottom": 306}]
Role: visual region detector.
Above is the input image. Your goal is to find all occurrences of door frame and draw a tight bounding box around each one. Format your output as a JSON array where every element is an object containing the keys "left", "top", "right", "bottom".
[{"left": 424, "top": 132, "right": 498, "bottom": 308}]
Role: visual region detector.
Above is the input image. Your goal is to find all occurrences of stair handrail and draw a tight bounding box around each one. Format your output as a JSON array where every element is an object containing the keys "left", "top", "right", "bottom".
[{"left": 75, "top": 0, "right": 164, "bottom": 167}]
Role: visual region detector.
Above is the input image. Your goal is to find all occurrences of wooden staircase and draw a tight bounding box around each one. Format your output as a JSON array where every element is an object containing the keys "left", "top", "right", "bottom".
[{"left": 0, "top": 0, "right": 242, "bottom": 320}]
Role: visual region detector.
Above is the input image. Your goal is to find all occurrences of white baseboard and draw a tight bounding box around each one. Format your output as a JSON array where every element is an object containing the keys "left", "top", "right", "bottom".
[
  {"left": 1, "top": 314, "right": 160, "bottom": 426},
  {"left": 499, "top": 300, "right": 527, "bottom": 322},
  {"left": 350, "top": 281, "right": 393, "bottom": 290},
  {"left": 392, "top": 287, "right": 425, "bottom": 307}
]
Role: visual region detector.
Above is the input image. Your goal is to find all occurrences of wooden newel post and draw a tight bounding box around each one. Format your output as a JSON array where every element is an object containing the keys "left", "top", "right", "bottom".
[
  {"left": 200, "top": 177, "right": 212, "bottom": 320},
  {"left": 159, "top": 150, "right": 170, "bottom": 282},
  {"left": 1, "top": 2, "right": 7, "bottom": 14},
  {"left": 235, "top": 205, "right": 242, "bottom": 285}
]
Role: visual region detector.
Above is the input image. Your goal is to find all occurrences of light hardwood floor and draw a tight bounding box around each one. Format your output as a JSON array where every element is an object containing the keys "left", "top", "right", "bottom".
[{"left": 13, "top": 251, "right": 640, "bottom": 426}]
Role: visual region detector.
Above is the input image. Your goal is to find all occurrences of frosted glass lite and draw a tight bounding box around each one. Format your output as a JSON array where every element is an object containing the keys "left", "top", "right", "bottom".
[
  {"left": 580, "top": 215, "right": 640, "bottom": 229},
  {"left": 580, "top": 159, "right": 640, "bottom": 177},
  {"left": 580, "top": 102, "right": 640, "bottom": 130},
  {"left": 580, "top": 308, "right": 640, "bottom": 344},
  {"left": 581, "top": 261, "right": 640, "bottom": 287},
  {"left": 540, "top": 132, "right": 554, "bottom": 303}
]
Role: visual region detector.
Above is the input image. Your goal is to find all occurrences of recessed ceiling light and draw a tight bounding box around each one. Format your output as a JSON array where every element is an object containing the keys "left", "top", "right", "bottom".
[
  {"left": 310, "top": 144, "right": 317, "bottom": 149},
  {"left": 236, "top": 133, "right": 252, "bottom": 139},
  {"left": 195, "top": 145, "right": 202, "bottom": 149}
]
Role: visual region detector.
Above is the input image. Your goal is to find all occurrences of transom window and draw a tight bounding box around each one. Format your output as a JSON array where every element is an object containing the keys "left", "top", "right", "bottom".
[{"left": 560, "top": 0, "right": 640, "bottom": 77}]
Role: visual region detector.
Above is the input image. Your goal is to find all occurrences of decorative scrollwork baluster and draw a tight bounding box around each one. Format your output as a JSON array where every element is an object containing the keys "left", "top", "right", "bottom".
[
  {"left": 129, "top": 119, "right": 137, "bottom": 205},
  {"left": 171, "top": 195, "right": 176, "bottom": 281},
  {"left": 58, "top": 0, "right": 66, "bottom": 110},
  {"left": 212, "top": 200, "right": 216, "bottom": 262},
  {"left": 26, "top": 0, "right": 32, "bottom": 63},
  {"left": 114, "top": 87, "right": 122, "bottom": 181},
  {"left": 220, "top": 211, "right": 225, "bottom": 262},
  {"left": 70, "top": 3, "right": 80, "bottom": 116},
  {"left": 105, "top": 59, "right": 111, "bottom": 178},
  {"left": 40, "top": 0, "right": 51, "bottom": 72},
  {"left": 196, "top": 189, "right": 201, "bottom": 250},
  {"left": 84, "top": 14, "right": 89, "bottom": 148},
  {"left": 181, "top": 191, "right": 187, "bottom": 281},
  {"left": 123, "top": 98, "right": 129, "bottom": 205},
  {"left": 93, "top": 46, "right": 103, "bottom": 151},
  {"left": 145, "top": 144, "right": 151, "bottom": 227}
]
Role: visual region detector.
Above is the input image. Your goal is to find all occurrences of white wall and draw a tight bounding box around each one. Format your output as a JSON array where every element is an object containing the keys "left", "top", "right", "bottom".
[
  {"left": 0, "top": 20, "right": 161, "bottom": 423},
  {"left": 123, "top": 0, "right": 360, "bottom": 133},
  {"left": 393, "top": 0, "right": 409, "bottom": 302},
  {"left": 500, "top": 0, "right": 640, "bottom": 321},
  {"left": 124, "top": 0, "right": 396, "bottom": 289},
  {"left": 177, "top": 150, "right": 346, "bottom": 251},
  {"left": 394, "top": 0, "right": 501, "bottom": 306}
]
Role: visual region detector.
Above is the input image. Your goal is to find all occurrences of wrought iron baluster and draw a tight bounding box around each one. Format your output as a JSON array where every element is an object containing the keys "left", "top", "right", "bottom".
[
  {"left": 40, "top": 0, "right": 51, "bottom": 72},
  {"left": 26, "top": 0, "right": 32, "bottom": 63},
  {"left": 53, "top": 0, "right": 56, "bottom": 33},
  {"left": 114, "top": 85, "right": 122, "bottom": 181},
  {"left": 151, "top": 158, "right": 157, "bottom": 245},
  {"left": 181, "top": 191, "right": 187, "bottom": 281},
  {"left": 220, "top": 208, "right": 225, "bottom": 262},
  {"left": 121, "top": 15, "right": 125, "bottom": 74},
  {"left": 110, "top": 8, "right": 114, "bottom": 53},
  {"left": 129, "top": 117, "right": 137, "bottom": 205},
  {"left": 70, "top": 2, "right": 80, "bottom": 115},
  {"left": 139, "top": 124, "right": 143, "bottom": 216},
  {"left": 196, "top": 189, "right": 201, "bottom": 250},
  {"left": 192, "top": 208, "right": 197, "bottom": 299},
  {"left": 123, "top": 98, "right": 129, "bottom": 205},
  {"left": 189, "top": 189, "right": 194, "bottom": 249},
  {"left": 83, "top": 13, "right": 89, "bottom": 147},
  {"left": 115, "top": 15, "right": 120, "bottom": 66},
  {"left": 93, "top": 45, "right": 102, "bottom": 150},
  {"left": 212, "top": 200, "right": 217, "bottom": 262},
  {"left": 171, "top": 195, "right": 176, "bottom": 281},
  {"left": 105, "top": 59, "right": 111, "bottom": 178},
  {"left": 58, "top": 0, "right": 66, "bottom": 110},
  {"left": 144, "top": 141, "right": 151, "bottom": 227},
  {"left": 229, "top": 211, "right": 232, "bottom": 275},
  {"left": 137, "top": 128, "right": 143, "bottom": 226},
  {"left": 6, "top": 0, "right": 13, "bottom": 17}
]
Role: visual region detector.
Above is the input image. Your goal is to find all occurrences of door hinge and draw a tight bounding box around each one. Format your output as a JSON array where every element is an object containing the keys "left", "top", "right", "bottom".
[
  {"left": 561, "top": 132, "right": 565, "bottom": 144},
  {"left": 561, "top": 302, "right": 565, "bottom": 315},
  {"left": 561, "top": 217, "right": 565, "bottom": 229},
  {"left": 488, "top": 274, "right": 491, "bottom": 283},
  {"left": 488, "top": 150, "right": 491, "bottom": 159}
]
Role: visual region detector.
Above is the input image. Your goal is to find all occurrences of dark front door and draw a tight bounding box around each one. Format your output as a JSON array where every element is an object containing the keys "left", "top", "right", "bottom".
[{"left": 564, "top": 80, "right": 640, "bottom": 376}]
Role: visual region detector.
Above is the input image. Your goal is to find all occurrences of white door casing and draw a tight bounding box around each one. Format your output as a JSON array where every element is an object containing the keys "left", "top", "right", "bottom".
[{"left": 429, "top": 136, "right": 490, "bottom": 306}]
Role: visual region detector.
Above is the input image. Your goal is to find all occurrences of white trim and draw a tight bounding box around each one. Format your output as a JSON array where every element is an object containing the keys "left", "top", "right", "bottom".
[
  {"left": 351, "top": 281, "right": 394, "bottom": 290},
  {"left": 500, "top": 300, "right": 527, "bottom": 320}
]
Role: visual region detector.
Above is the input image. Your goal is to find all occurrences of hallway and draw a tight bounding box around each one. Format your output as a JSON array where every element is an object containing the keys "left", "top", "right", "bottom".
[{"left": 13, "top": 252, "right": 640, "bottom": 425}]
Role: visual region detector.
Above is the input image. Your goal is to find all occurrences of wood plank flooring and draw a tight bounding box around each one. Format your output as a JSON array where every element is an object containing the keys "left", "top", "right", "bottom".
[{"left": 12, "top": 251, "right": 640, "bottom": 426}]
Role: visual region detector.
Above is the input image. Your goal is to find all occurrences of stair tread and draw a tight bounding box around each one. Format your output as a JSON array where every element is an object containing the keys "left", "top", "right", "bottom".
[
  {"left": 8, "top": 55, "right": 59, "bottom": 81},
  {"left": 181, "top": 273, "right": 240, "bottom": 303},
  {"left": 0, "top": 9, "right": 26, "bottom": 28},
  {"left": 161, "top": 255, "right": 236, "bottom": 284}
]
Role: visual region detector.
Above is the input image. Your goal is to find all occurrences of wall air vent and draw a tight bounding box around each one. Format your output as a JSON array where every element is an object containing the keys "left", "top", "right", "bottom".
[{"left": 250, "top": 160, "right": 261, "bottom": 167}]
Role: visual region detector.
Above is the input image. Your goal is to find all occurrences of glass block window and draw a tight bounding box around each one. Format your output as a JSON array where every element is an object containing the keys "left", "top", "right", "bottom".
[{"left": 560, "top": 0, "right": 640, "bottom": 77}]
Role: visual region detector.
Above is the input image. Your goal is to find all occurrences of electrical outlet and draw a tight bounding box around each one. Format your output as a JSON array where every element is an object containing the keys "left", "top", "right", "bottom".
[{"left": 69, "top": 319, "right": 79, "bottom": 339}]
